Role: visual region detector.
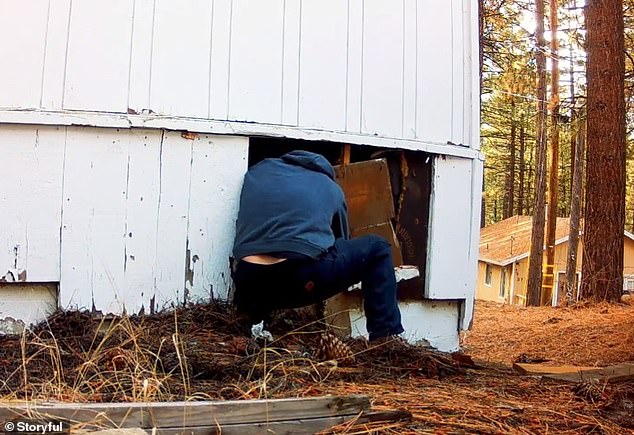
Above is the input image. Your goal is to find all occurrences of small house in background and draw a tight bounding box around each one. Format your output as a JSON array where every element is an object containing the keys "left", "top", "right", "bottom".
[
  {"left": 477, "top": 215, "right": 634, "bottom": 306},
  {"left": 0, "top": 1, "right": 481, "bottom": 351}
]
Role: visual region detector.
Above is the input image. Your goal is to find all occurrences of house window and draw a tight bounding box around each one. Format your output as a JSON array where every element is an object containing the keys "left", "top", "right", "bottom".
[
  {"left": 625, "top": 275, "right": 634, "bottom": 293},
  {"left": 499, "top": 268, "right": 507, "bottom": 298},
  {"left": 485, "top": 264, "right": 492, "bottom": 286}
]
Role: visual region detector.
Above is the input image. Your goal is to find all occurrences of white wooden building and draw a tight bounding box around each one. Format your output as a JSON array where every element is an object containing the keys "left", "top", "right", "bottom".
[{"left": 0, "top": 0, "right": 481, "bottom": 351}]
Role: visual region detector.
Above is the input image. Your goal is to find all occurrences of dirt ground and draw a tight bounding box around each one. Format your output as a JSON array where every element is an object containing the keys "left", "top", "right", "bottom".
[
  {"left": 464, "top": 299, "right": 634, "bottom": 367},
  {"left": 0, "top": 300, "right": 632, "bottom": 434}
]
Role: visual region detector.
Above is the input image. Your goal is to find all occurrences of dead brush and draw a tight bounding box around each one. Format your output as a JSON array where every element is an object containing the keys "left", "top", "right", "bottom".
[
  {"left": 1, "top": 311, "right": 194, "bottom": 403},
  {"left": 71, "top": 314, "right": 179, "bottom": 402}
]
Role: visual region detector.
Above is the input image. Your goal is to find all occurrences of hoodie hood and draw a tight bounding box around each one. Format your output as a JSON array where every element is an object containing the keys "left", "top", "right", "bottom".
[{"left": 280, "top": 150, "right": 335, "bottom": 180}]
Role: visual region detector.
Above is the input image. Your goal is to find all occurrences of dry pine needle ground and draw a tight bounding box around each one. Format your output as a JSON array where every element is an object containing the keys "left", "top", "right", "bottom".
[{"left": 0, "top": 300, "right": 632, "bottom": 433}]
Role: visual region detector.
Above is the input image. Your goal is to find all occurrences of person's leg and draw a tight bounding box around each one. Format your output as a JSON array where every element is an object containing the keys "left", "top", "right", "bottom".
[
  {"left": 300, "top": 235, "right": 404, "bottom": 341},
  {"left": 232, "top": 261, "right": 277, "bottom": 325}
]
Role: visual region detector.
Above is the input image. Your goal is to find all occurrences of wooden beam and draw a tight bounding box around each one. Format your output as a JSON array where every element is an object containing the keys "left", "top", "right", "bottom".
[
  {"left": 77, "top": 410, "right": 411, "bottom": 435},
  {"left": 0, "top": 395, "right": 371, "bottom": 429},
  {"left": 513, "top": 362, "right": 634, "bottom": 383}
]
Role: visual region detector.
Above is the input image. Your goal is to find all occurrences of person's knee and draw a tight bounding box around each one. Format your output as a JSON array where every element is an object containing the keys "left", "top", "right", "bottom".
[{"left": 363, "top": 234, "right": 392, "bottom": 254}]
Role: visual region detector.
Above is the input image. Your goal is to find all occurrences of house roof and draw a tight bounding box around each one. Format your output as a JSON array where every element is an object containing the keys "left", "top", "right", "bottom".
[
  {"left": 480, "top": 215, "right": 634, "bottom": 267},
  {"left": 480, "top": 215, "right": 572, "bottom": 266}
]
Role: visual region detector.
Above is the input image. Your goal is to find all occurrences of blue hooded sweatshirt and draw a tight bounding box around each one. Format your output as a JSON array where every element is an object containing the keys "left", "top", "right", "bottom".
[{"left": 233, "top": 150, "right": 349, "bottom": 260}]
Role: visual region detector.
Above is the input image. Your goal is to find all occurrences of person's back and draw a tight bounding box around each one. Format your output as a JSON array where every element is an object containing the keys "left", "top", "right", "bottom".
[{"left": 233, "top": 150, "right": 348, "bottom": 260}]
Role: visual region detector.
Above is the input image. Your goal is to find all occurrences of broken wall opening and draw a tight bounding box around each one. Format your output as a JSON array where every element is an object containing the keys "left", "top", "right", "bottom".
[{"left": 248, "top": 137, "right": 432, "bottom": 300}]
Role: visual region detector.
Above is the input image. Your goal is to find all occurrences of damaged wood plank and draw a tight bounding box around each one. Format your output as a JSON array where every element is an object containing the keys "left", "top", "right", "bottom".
[
  {"left": 513, "top": 362, "right": 634, "bottom": 383},
  {"left": 0, "top": 396, "right": 372, "bottom": 429},
  {"left": 78, "top": 410, "right": 411, "bottom": 435}
]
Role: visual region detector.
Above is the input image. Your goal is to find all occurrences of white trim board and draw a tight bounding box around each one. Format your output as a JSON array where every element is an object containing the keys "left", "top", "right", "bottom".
[{"left": 0, "top": 109, "right": 482, "bottom": 160}]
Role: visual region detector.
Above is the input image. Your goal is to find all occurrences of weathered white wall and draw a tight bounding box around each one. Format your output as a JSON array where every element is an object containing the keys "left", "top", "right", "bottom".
[
  {"left": 0, "top": 124, "right": 248, "bottom": 314},
  {"left": 349, "top": 300, "right": 461, "bottom": 352},
  {"left": 0, "top": 0, "right": 478, "bottom": 149},
  {"left": 0, "top": 284, "right": 57, "bottom": 335},
  {"left": 425, "top": 155, "right": 483, "bottom": 328}
]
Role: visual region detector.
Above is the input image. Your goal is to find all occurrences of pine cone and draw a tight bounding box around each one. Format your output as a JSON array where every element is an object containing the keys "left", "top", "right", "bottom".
[{"left": 315, "top": 332, "right": 355, "bottom": 365}]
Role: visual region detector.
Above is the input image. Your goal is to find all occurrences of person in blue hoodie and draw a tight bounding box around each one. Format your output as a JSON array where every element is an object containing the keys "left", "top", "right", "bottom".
[{"left": 232, "top": 150, "right": 404, "bottom": 342}]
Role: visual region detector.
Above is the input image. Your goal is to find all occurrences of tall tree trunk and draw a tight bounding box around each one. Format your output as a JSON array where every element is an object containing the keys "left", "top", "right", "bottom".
[
  {"left": 518, "top": 121, "right": 526, "bottom": 216},
  {"left": 581, "top": 0, "right": 626, "bottom": 302},
  {"left": 543, "top": 0, "right": 561, "bottom": 306},
  {"left": 569, "top": 36, "right": 577, "bottom": 217},
  {"left": 565, "top": 120, "right": 585, "bottom": 303},
  {"left": 527, "top": 0, "right": 549, "bottom": 307},
  {"left": 505, "top": 101, "right": 517, "bottom": 219}
]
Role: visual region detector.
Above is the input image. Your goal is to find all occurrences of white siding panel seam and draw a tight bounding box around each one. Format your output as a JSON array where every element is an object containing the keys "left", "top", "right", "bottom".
[
  {"left": 280, "top": 0, "right": 286, "bottom": 123},
  {"left": 147, "top": 0, "right": 157, "bottom": 112},
  {"left": 401, "top": 3, "right": 405, "bottom": 138},
  {"left": 449, "top": 0, "right": 456, "bottom": 142},
  {"left": 344, "top": 0, "right": 349, "bottom": 129},
  {"left": 126, "top": 0, "right": 136, "bottom": 112},
  {"left": 281, "top": 0, "right": 300, "bottom": 125},
  {"left": 183, "top": 137, "right": 195, "bottom": 302},
  {"left": 226, "top": 0, "right": 234, "bottom": 119},
  {"left": 207, "top": 1, "right": 215, "bottom": 119},
  {"left": 40, "top": 0, "right": 71, "bottom": 110},
  {"left": 58, "top": 127, "right": 68, "bottom": 286},
  {"left": 296, "top": 0, "right": 303, "bottom": 125},
  {"left": 414, "top": 1, "right": 418, "bottom": 137},
  {"left": 39, "top": 0, "right": 53, "bottom": 108},
  {"left": 359, "top": 1, "right": 364, "bottom": 132},
  {"left": 59, "top": 0, "right": 73, "bottom": 109}
]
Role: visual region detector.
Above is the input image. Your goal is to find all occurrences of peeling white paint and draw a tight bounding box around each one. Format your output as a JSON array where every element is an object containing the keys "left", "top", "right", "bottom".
[
  {"left": 349, "top": 300, "right": 461, "bottom": 352},
  {"left": 0, "top": 283, "right": 57, "bottom": 335}
]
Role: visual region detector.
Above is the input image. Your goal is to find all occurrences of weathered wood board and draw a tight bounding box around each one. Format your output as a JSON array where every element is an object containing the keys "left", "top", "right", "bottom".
[
  {"left": 0, "top": 396, "right": 371, "bottom": 429},
  {"left": 513, "top": 362, "right": 634, "bottom": 383}
]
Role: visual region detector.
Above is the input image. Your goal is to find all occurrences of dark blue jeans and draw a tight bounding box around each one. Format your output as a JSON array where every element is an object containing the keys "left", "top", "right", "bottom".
[{"left": 233, "top": 235, "right": 404, "bottom": 341}]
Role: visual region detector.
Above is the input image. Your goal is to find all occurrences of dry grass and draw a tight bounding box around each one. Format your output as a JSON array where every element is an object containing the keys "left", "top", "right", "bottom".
[
  {"left": 464, "top": 299, "right": 634, "bottom": 366},
  {"left": 0, "top": 300, "right": 633, "bottom": 433}
]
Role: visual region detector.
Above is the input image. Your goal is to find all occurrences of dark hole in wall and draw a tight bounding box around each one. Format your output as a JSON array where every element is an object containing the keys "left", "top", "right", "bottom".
[{"left": 248, "top": 137, "right": 432, "bottom": 300}]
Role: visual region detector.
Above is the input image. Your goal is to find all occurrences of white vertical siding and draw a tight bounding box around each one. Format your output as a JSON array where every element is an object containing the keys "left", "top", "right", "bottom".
[
  {"left": 417, "top": 0, "right": 453, "bottom": 143},
  {"left": 153, "top": 131, "right": 193, "bottom": 309},
  {"left": 40, "top": 0, "right": 72, "bottom": 110},
  {"left": 402, "top": 0, "right": 418, "bottom": 139},
  {"left": 0, "top": 125, "right": 65, "bottom": 282},
  {"left": 63, "top": 1, "right": 134, "bottom": 112},
  {"left": 149, "top": 0, "right": 213, "bottom": 118},
  {"left": 451, "top": 0, "right": 465, "bottom": 143},
  {"left": 0, "top": 0, "right": 49, "bottom": 109},
  {"left": 209, "top": 0, "right": 234, "bottom": 120},
  {"left": 228, "top": 0, "right": 285, "bottom": 123},
  {"left": 186, "top": 135, "right": 247, "bottom": 301},
  {"left": 60, "top": 128, "right": 129, "bottom": 311},
  {"left": 425, "top": 156, "right": 474, "bottom": 299},
  {"left": 128, "top": 0, "right": 156, "bottom": 113},
  {"left": 122, "top": 130, "right": 163, "bottom": 312},
  {"left": 0, "top": 1, "right": 477, "bottom": 148},
  {"left": 0, "top": 125, "right": 246, "bottom": 313},
  {"left": 281, "top": 0, "right": 301, "bottom": 125},
  {"left": 361, "top": 0, "right": 404, "bottom": 137},
  {"left": 345, "top": 0, "right": 364, "bottom": 133},
  {"left": 298, "top": 0, "right": 348, "bottom": 130},
  {"left": 0, "top": 0, "right": 483, "bottom": 155}
]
